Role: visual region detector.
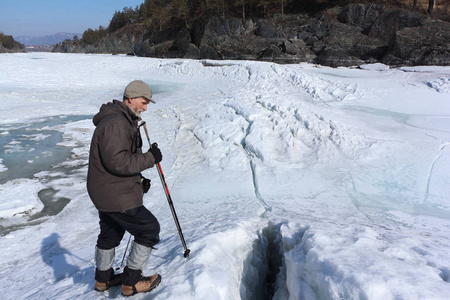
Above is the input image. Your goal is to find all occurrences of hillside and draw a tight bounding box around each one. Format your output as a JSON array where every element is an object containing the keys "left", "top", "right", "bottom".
[
  {"left": 53, "top": 2, "right": 450, "bottom": 67},
  {"left": 15, "top": 33, "right": 80, "bottom": 46}
]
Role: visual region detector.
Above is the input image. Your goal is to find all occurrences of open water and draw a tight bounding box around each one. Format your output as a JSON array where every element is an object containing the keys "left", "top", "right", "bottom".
[{"left": 0, "top": 115, "right": 91, "bottom": 236}]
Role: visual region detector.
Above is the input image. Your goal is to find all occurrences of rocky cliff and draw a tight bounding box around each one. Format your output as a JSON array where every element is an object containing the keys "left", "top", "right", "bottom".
[
  {"left": 0, "top": 45, "right": 26, "bottom": 53},
  {"left": 53, "top": 4, "right": 450, "bottom": 67},
  {"left": 0, "top": 34, "right": 26, "bottom": 53}
]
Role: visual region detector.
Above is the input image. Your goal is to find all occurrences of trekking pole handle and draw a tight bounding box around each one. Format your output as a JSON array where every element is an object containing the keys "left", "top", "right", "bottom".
[
  {"left": 142, "top": 122, "right": 159, "bottom": 152},
  {"left": 142, "top": 121, "right": 150, "bottom": 143}
]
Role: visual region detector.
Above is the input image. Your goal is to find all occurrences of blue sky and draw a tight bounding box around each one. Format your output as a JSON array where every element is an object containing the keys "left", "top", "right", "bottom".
[{"left": 0, "top": 0, "right": 145, "bottom": 37}]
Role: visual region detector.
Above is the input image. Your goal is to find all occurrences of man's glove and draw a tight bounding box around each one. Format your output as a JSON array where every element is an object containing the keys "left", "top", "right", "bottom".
[
  {"left": 141, "top": 177, "right": 151, "bottom": 193},
  {"left": 149, "top": 143, "right": 162, "bottom": 164}
]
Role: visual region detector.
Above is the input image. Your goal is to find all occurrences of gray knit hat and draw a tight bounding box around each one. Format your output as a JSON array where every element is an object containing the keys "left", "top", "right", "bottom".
[{"left": 124, "top": 80, "right": 155, "bottom": 103}]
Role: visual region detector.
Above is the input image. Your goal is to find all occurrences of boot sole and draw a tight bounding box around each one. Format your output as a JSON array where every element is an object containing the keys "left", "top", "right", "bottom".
[{"left": 122, "top": 274, "right": 162, "bottom": 297}]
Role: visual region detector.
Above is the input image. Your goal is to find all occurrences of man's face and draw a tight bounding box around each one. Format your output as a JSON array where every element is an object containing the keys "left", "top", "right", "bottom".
[{"left": 127, "top": 97, "right": 150, "bottom": 117}]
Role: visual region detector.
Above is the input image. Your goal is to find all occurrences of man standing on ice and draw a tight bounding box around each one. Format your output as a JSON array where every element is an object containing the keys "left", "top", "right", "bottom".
[{"left": 87, "top": 80, "right": 163, "bottom": 296}]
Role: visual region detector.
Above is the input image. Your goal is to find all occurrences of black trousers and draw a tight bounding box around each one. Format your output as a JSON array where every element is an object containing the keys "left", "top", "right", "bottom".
[{"left": 97, "top": 205, "right": 160, "bottom": 250}]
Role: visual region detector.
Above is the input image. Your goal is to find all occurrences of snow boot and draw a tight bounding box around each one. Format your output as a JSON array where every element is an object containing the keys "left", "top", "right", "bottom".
[
  {"left": 121, "top": 268, "right": 161, "bottom": 297},
  {"left": 94, "top": 270, "right": 123, "bottom": 292},
  {"left": 94, "top": 247, "right": 122, "bottom": 291},
  {"left": 121, "top": 242, "right": 161, "bottom": 296}
]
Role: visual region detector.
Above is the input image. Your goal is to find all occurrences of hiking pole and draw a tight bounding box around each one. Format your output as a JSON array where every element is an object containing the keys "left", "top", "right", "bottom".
[
  {"left": 141, "top": 122, "right": 191, "bottom": 258},
  {"left": 116, "top": 234, "right": 132, "bottom": 271}
]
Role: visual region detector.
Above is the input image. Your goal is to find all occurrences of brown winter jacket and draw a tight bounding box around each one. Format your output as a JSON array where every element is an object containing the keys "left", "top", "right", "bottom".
[{"left": 87, "top": 100, "right": 156, "bottom": 212}]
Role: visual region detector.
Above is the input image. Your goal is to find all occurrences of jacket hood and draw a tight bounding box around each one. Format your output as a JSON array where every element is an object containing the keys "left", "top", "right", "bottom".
[{"left": 93, "top": 100, "right": 140, "bottom": 126}]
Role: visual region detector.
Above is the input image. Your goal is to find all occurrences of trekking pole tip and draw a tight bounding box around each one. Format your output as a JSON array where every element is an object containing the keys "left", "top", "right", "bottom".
[{"left": 184, "top": 249, "right": 191, "bottom": 258}]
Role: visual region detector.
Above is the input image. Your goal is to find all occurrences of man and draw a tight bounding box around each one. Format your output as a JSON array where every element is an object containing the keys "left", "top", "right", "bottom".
[{"left": 87, "top": 80, "right": 163, "bottom": 296}]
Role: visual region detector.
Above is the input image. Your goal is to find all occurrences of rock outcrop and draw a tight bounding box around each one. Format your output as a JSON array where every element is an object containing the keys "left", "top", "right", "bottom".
[
  {"left": 390, "top": 19, "right": 450, "bottom": 66},
  {"left": 0, "top": 45, "right": 26, "bottom": 53},
  {"left": 53, "top": 25, "right": 145, "bottom": 55},
  {"left": 53, "top": 4, "right": 450, "bottom": 67}
]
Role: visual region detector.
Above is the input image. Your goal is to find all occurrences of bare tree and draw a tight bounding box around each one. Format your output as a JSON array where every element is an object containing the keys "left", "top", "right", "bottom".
[
  {"left": 428, "top": 0, "right": 435, "bottom": 14},
  {"left": 235, "top": 0, "right": 246, "bottom": 21}
]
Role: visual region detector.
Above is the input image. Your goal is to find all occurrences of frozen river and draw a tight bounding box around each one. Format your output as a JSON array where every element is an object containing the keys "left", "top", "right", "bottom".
[{"left": 0, "top": 53, "right": 449, "bottom": 299}]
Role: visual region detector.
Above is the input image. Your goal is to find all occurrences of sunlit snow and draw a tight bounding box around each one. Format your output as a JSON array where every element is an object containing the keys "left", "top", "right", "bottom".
[{"left": 0, "top": 53, "right": 449, "bottom": 299}]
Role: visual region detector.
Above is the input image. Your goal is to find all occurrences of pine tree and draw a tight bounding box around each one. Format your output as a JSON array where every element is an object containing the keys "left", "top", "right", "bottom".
[{"left": 172, "top": 0, "right": 190, "bottom": 27}]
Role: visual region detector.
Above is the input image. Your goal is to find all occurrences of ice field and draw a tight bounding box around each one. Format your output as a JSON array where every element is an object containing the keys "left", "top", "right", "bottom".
[{"left": 0, "top": 53, "right": 449, "bottom": 299}]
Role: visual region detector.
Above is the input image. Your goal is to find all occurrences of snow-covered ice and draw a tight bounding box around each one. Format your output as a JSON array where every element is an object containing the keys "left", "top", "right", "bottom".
[
  {"left": 0, "top": 178, "right": 44, "bottom": 218},
  {"left": 0, "top": 53, "right": 449, "bottom": 299}
]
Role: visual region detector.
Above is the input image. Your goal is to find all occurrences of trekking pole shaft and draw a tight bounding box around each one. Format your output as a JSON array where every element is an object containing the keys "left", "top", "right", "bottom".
[
  {"left": 155, "top": 162, "right": 190, "bottom": 255},
  {"left": 117, "top": 234, "right": 132, "bottom": 270},
  {"left": 141, "top": 122, "right": 190, "bottom": 258}
]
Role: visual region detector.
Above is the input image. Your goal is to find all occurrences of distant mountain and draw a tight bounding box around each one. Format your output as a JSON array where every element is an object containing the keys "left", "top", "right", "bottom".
[{"left": 15, "top": 32, "right": 81, "bottom": 46}]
